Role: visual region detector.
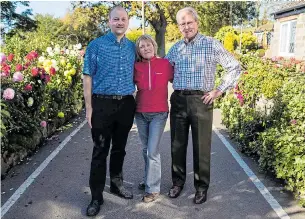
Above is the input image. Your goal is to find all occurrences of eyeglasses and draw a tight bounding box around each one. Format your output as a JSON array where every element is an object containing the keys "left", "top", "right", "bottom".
[{"left": 178, "top": 21, "right": 195, "bottom": 28}]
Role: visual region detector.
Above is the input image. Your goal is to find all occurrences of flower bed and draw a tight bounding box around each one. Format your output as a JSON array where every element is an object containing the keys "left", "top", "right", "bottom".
[
  {"left": 219, "top": 55, "right": 305, "bottom": 206},
  {"left": 0, "top": 44, "right": 84, "bottom": 176}
]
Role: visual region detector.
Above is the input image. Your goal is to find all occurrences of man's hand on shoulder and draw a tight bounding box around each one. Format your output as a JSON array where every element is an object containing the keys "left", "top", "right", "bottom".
[{"left": 201, "top": 89, "right": 223, "bottom": 105}]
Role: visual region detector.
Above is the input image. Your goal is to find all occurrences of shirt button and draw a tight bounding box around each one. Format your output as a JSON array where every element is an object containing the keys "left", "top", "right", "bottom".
[
  {"left": 120, "top": 67, "right": 122, "bottom": 70},
  {"left": 121, "top": 57, "right": 123, "bottom": 59}
]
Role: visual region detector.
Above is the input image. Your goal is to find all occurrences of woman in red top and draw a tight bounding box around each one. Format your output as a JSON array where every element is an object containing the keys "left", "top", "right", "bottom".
[{"left": 134, "top": 35, "right": 173, "bottom": 203}]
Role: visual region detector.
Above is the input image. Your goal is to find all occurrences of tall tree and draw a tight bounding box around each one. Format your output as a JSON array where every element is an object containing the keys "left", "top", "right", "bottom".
[
  {"left": 130, "top": 1, "right": 187, "bottom": 57},
  {"left": 196, "top": 1, "right": 256, "bottom": 36},
  {"left": 61, "top": 5, "right": 110, "bottom": 45},
  {"left": 0, "top": 1, "right": 36, "bottom": 34}
]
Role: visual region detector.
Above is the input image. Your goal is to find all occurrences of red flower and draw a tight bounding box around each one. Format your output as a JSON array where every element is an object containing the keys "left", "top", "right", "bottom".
[
  {"left": 1, "top": 63, "right": 11, "bottom": 73},
  {"left": 26, "top": 51, "right": 38, "bottom": 61},
  {"left": 24, "top": 62, "right": 31, "bottom": 69},
  {"left": 16, "top": 64, "right": 23, "bottom": 71},
  {"left": 31, "top": 67, "right": 39, "bottom": 77},
  {"left": 244, "top": 71, "right": 248, "bottom": 74},
  {"left": 7, "top": 54, "right": 14, "bottom": 62},
  {"left": 24, "top": 84, "right": 33, "bottom": 91},
  {"left": 50, "top": 67, "right": 56, "bottom": 76}
]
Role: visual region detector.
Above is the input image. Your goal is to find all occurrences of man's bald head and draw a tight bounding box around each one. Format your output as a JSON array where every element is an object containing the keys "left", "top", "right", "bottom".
[{"left": 108, "top": 5, "right": 128, "bottom": 19}]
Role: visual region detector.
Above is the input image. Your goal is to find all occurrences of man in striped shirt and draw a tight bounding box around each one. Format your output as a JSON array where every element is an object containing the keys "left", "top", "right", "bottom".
[{"left": 166, "top": 7, "right": 242, "bottom": 204}]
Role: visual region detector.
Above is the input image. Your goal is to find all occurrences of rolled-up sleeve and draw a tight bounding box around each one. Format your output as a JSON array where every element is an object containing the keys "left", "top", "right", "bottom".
[
  {"left": 214, "top": 40, "right": 242, "bottom": 92},
  {"left": 82, "top": 41, "right": 97, "bottom": 76}
]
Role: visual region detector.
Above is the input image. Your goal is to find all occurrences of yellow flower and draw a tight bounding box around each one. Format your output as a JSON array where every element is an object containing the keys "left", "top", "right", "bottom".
[
  {"left": 69, "top": 68, "right": 76, "bottom": 75},
  {"left": 58, "top": 112, "right": 64, "bottom": 118},
  {"left": 66, "top": 63, "right": 72, "bottom": 69}
]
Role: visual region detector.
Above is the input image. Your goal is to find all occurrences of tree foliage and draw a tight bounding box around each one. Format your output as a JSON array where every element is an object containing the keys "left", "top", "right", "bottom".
[
  {"left": 62, "top": 4, "right": 110, "bottom": 45},
  {"left": 1, "top": 1, "right": 37, "bottom": 34}
]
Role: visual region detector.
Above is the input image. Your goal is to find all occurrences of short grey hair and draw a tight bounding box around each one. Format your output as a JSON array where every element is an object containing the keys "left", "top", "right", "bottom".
[
  {"left": 176, "top": 7, "right": 199, "bottom": 23},
  {"left": 135, "top": 35, "right": 158, "bottom": 61}
]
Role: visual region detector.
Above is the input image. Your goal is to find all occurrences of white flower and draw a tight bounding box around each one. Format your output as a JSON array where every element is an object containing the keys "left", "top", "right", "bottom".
[
  {"left": 49, "top": 52, "right": 54, "bottom": 57},
  {"left": 51, "top": 59, "right": 57, "bottom": 66},
  {"left": 38, "top": 56, "right": 45, "bottom": 63},
  {"left": 54, "top": 47, "right": 60, "bottom": 54},
  {"left": 27, "top": 97, "right": 34, "bottom": 107},
  {"left": 76, "top": 43, "right": 82, "bottom": 50},
  {"left": 46, "top": 47, "right": 52, "bottom": 54},
  {"left": 65, "top": 49, "right": 70, "bottom": 55}
]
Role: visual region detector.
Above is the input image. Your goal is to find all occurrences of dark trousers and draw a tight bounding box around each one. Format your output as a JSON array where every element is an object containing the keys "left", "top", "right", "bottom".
[
  {"left": 170, "top": 91, "right": 213, "bottom": 192},
  {"left": 89, "top": 95, "right": 136, "bottom": 201}
]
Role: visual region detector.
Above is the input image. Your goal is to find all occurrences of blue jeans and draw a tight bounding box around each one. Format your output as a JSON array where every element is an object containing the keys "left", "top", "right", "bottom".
[{"left": 135, "top": 112, "right": 168, "bottom": 193}]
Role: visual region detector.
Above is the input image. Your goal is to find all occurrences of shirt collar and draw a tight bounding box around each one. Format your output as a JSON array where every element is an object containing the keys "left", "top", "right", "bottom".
[
  {"left": 107, "top": 31, "right": 127, "bottom": 44},
  {"left": 183, "top": 32, "right": 202, "bottom": 44},
  {"left": 141, "top": 56, "right": 157, "bottom": 63}
]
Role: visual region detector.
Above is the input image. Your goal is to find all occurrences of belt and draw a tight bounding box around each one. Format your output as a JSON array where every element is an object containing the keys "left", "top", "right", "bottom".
[
  {"left": 174, "top": 90, "right": 206, "bottom": 95},
  {"left": 92, "top": 94, "right": 131, "bottom": 100}
]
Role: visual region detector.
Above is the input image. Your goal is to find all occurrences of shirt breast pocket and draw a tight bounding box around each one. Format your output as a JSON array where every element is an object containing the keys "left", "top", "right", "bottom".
[{"left": 154, "top": 71, "right": 167, "bottom": 88}]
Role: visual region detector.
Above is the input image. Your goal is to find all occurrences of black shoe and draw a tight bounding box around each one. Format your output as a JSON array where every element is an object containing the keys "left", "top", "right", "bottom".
[
  {"left": 138, "top": 181, "right": 145, "bottom": 190},
  {"left": 168, "top": 185, "right": 183, "bottom": 198},
  {"left": 110, "top": 187, "right": 133, "bottom": 199},
  {"left": 86, "top": 199, "right": 103, "bottom": 217},
  {"left": 194, "top": 191, "right": 207, "bottom": 204}
]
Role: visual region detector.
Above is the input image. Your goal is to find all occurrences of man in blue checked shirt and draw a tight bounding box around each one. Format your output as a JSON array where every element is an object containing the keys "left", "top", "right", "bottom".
[
  {"left": 166, "top": 7, "right": 242, "bottom": 204},
  {"left": 82, "top": 5, "right": 136, "bottom": 217}
]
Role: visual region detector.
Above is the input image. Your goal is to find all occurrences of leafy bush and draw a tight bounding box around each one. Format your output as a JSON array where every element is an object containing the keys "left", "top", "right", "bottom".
[
  {"left": 219, "top": 55, "right": 305, "bottom": 206},
  {"left": 214, "top": 26, "right": 237, "bottom": 43},
  {"left": 224, "top": 32, "right": 238, "bottom": 52},
  {"left": 0, "top": 44, "right": 84, "bottom": 157}
]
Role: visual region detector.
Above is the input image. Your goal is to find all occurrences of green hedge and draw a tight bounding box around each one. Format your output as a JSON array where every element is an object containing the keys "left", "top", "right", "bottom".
[{"left": 219, "top": 55, "right": 305, "bottom": 206}]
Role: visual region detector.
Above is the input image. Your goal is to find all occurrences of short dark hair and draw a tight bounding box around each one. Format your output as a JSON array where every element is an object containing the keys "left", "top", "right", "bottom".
[{"left": 108, "top": 5, "right": 128, "bottom": 19}]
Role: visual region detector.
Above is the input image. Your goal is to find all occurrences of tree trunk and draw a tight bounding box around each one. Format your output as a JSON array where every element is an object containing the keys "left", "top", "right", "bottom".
[{"left": 155, "top": 27, "right": 166, "bottom": 57}]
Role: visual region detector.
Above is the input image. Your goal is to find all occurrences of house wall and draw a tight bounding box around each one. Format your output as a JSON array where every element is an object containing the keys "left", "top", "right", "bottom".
[{"left": 266, "top": 13, "right": 305, "bottom": 60}]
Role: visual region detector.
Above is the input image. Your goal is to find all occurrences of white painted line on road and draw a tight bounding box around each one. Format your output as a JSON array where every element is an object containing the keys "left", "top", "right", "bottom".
[
  {"left": 213, "top": 126, "right": 290, "bottom": 219},
  {"left": 1, "top": 120, "right": 87, "bottom": 218}
]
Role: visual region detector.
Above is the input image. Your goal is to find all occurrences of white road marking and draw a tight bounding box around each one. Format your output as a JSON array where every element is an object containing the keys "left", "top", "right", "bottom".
[
  {"left": 1, "top": 120, "right": 87, "bottom": 218},
  {"left": 213, "top": 126, "right": 290, "bottom": 219}
]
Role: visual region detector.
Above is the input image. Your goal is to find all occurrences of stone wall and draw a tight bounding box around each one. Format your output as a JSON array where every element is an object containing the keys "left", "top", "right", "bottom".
[{"left": 266, "top": 13, "right": 305, "bottom": 60}]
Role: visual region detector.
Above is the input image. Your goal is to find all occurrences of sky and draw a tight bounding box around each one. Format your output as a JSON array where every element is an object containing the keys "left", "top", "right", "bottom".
[{"left": 16, "top": 1, "right": 141, "bottom": 29}]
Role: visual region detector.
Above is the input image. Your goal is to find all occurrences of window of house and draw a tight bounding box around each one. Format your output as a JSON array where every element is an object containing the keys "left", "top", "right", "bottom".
[{"left": 279, "top": 20, "right": 297, "bottom": 56}]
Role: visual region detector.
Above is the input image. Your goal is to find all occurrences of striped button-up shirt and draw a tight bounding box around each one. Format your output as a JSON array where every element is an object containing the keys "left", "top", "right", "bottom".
[
  {"left": 165, "top": 33, "right": 241, "bottom": 92},
  {"left": 83, "top": 32, "right": 136, "bottom": 95}
]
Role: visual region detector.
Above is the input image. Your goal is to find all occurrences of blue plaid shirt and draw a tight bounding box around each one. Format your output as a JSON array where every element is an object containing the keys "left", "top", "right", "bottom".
[
  {"left": 166, "top": 33, "right": 241, "bottom": 92},
  {"left": 83, "top": 32, "right": 136, "bottom": 95}
]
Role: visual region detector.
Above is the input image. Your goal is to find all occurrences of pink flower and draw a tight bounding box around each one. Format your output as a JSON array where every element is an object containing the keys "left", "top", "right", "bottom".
[
  {"left": 7, "top": 54, "right": 14, "bottom": 62},
  {"left": 44, "top": 75, "right": 51, "bottom": 84},
  {"left": 16, "top": 64, "right": 23, "bottom": 71},
  {"left": 23, "top": 62, "right": 31, "bottom": 69},
  {"left": 1, "top": 63, "right": 10, "bottom": 73},
  {"left": 290, "top": 119, "right": 297, "bottom": 125},
  {"left": 1, "top": 72, "right": 9, "bottom": 77},
  {"left": 234, "top": 92, "right": 244, "bottom": 106},
  {"left": 26, "top": 51, "right": 38, "bottom": 61},
  {"left": 0, "top": 53, "right": 6, "bottom": 63},
  {"left": 271, "top": 57, "right": 277, "bottom": 62},
  {"left": 40, "top": 121, "right": 47, "bottom": 127},
  {"left": 2, "top": 88, "right": 15, "bottom": 100},
  {"left": 24, "top": 84, "right": 33, "bottom": 91},
  {"left": 13, "top": 71, "right": 24, "bottom": 82},
  {"left": 31, "top": 67, "right": 39, "bottom": 77}
]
